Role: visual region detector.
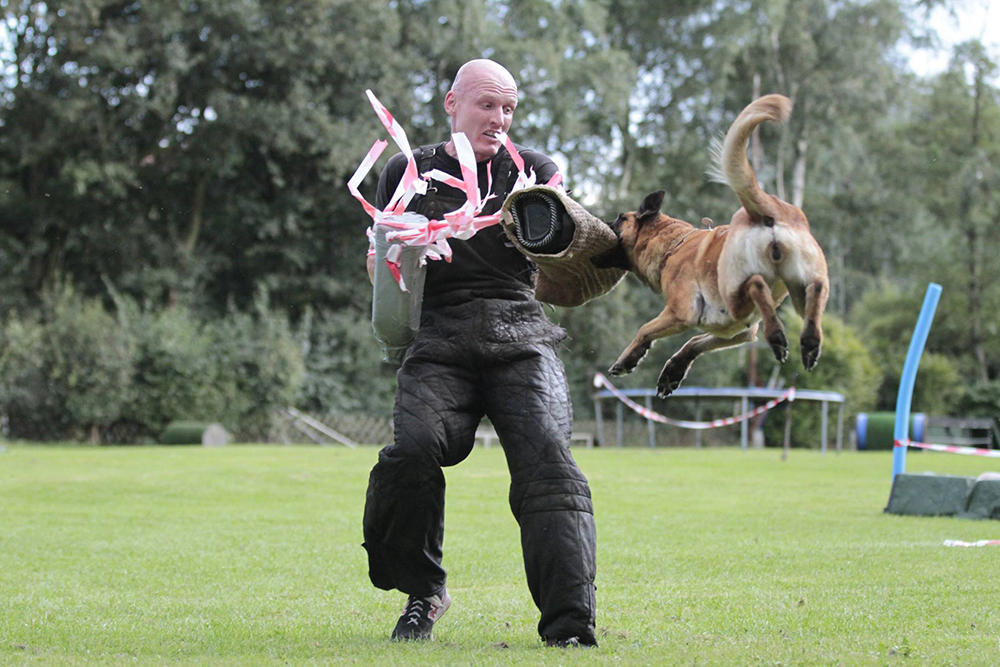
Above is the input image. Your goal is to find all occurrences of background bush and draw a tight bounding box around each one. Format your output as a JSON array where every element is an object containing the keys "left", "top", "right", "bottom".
[
  {"left": 0, "top": 288, "right": 305, "bottom": 444},
  {"left": 759, "top": 310, "right": 882, "bottom": 449},
  {"left": 114, "top": 296, "right": 233, "bottom": 442},
  {"left": 294, "top": 307, "right": 395, "bottom": 416},
  {"left": 208, "top": 294, "right": 306, "bottom": 442},
  {"left": 0, "top": 287, "right": 134, "bottom": 441}
]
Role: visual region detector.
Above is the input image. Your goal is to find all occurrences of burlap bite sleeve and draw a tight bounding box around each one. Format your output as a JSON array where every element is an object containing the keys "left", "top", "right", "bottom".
[{"left": 500, "top": 186, "right": 626, "bottom": 307}]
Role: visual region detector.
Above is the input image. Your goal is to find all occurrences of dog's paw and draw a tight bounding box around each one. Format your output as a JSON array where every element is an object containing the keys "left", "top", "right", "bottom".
[
  {"left": 657, "top": 379, "right": 683, "bottom": 399},
  {"left": 767, "top": 330, "right": 789, "bottom": 364},
  {"left": 610, "top": 343, "right": 650, "bottom": 376},
  {"left": 608, "top": 363, "right": 631, "bottom": 377},
  {"left": 657, "top": 358, "right": 690, "bottom": 398},
  {"left": 801, "top": 336, "right": 822, "bottom": 371}
]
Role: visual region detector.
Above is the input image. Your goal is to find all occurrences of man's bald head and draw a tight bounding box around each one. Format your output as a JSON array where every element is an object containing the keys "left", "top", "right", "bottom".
[
  {"left": 443, "top": 59, "right": 520, "bottom": 162},
  {"left": 451, "top": 59, "right": 517, "bottom": 95}
]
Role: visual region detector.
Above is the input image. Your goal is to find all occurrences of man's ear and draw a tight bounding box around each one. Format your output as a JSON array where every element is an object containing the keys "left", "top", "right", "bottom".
[
  {"left": 591, "top": 243, "right": 630, "bottom": 271},
  {"left": 443, "top": 90, "right": 457, "bottom": 117},
  {"left": 638, "top": 190, "right": 665, "bottom": 220}
]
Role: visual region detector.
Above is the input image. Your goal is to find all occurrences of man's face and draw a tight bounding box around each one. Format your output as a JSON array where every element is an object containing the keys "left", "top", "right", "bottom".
[{"left": 445, "top": 71, "right": 518, "bottom": 162}]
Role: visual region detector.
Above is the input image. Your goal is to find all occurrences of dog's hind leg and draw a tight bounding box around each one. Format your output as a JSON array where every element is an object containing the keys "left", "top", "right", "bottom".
[
  {"left": 608, "top": 308, "right": 688, "bottom": 377},
  {"left": 658, "top": 325, "right": 758, "bottom": 398},
  {"left": 792, "top": 278, "right": 829, "bottom": 371},
  {"left": 740, "top": 275, "right": 787, "bottom": 363}
]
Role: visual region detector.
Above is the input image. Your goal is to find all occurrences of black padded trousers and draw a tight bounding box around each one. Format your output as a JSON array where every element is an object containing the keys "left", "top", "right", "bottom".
[{"left": 362, "top": 298, "right": 597, "bottom": 644}]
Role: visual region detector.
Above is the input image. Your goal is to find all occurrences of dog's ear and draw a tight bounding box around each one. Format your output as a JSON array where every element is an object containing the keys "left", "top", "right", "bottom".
[
  {"left": 638, "top": 190, "right": 665, "bottom": 221},
  {"left": 591, "top": 243, "right": 631, "bottom": 271}
]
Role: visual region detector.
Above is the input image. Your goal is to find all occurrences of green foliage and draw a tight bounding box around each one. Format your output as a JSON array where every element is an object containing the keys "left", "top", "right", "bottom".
[
  {"left": 2, "top": 0, "right": 1000, "bottom": 433},
  {"left": 294, "top": 306, "right": 396, "bottom": 416},
  {"left": 908, "top": 352, "right": 963, "bottom": 416},
  {"left": 113, "top": 296, "right": 233, "bottom": 441},
  {"left": 759, "top": 310, "right": 881, "bottom": 448},
  {"left": 0, "top": 287, "right": 305, "bottom": 443},
  {"left": 0, "top": 287, "right": 134, "bottom": 441},
  {"left": 953, "top": 380, "right": 1000, "bottom": 419},
  {"left": 207, "top": 293, "right": 306, "bottom": 441},
  {"left": 851, "top": 283, "right": 965, "bottom": 414}
]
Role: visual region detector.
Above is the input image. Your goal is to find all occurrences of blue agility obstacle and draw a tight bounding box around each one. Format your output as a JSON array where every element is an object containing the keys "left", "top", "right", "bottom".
[
  {"left": 891, "top": 282, "right": 942, "bottom": 480},
  {"left": 885, "top": 282, "right": 1000, "bottom": 519}
]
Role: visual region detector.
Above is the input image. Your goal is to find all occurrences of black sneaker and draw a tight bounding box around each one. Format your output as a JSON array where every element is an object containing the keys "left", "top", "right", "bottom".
[
  {"left": 390, "top": 589, "right": 452, "bottom": 641},
  {"left": 545, "top": 636, "right": 598, "bottom": 648}
]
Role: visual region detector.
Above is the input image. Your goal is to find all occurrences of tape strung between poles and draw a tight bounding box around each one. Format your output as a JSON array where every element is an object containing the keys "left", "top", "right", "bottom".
[
  {"left": 893, "top": 439, "right": 1000, "bottom": 459},
  {"left": 593, "top": 372, "right": 795, "bottom": 431}
]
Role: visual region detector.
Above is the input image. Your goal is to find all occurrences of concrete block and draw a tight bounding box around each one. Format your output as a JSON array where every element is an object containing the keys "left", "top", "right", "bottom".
[
  {"left": 884, "top": 473, "right": 974, "bottom": 517},
  {"left": 959, "top": 479, "right": 1000, "bottom": 520}
]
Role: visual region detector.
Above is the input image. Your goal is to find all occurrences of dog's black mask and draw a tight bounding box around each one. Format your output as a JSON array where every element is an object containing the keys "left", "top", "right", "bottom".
[{"left": 590, "top": 240, "right": 630, "bottom": 270}]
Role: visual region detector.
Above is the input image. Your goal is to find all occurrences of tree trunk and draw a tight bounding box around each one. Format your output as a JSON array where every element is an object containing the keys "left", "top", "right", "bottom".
[
  {"left": 182, "top": 174, "right": 209, "bottom": 258},
  {"left": 965, "top": 217, "right": 988, "bottom": 382},
  {"left": 167, "top": 173, "right": 209, "bottom": 306},
  {"left": 747, "top": 74, "right": 762, "bottom": 389},
  {"left": 791, "top": 125, "right": 808, "bottom": 209},
  {"left": 617, "top": 96, "right": 636, "bottom": 200},
  {"left": 964, "top": 62, "right": 988, "bottom": 381},
  {"left": 750, "top": 72, "right": 763, "bottom": 199}
]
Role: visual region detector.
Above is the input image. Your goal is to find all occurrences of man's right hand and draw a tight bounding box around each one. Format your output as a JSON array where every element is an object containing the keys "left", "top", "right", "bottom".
[{"left": 367, "top": 255, "right": 376, "bottom": 285}]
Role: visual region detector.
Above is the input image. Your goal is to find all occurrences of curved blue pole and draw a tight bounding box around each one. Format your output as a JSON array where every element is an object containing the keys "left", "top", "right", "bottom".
[{"left": 892, "top": 283, "right": 942, "bottom": 480}]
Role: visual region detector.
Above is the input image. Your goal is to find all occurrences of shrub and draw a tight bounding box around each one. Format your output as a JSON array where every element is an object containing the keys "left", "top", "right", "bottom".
[
  {"left": 759, "top": 310, "right": 881, "bottom": 449},
  {"left": 114, "top": 297, "right": 234, "bottom": 441},
  {"left": 851, "top": 282, "right": 965, "bottom": 414},
  {"left": 953, "top": 379, "right": 1000, "bottom": 419},
  {"left": 0, "top": 287, "right": 134, "bottom": 441},
  {"left": 294, "top": 306, "right": 395, "bottom": 416},
  {"left": 208, "top": 293, "right": 305, "bottom": 441}
]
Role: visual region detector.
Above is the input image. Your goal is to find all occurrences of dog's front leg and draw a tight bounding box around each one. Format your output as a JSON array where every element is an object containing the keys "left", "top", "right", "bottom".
[
  {"left": 658, "top": 327, "right": 758, "bottom": 397},
  {"left": 608, "top": 308, "right": 686, "bottom": 376},
  {"left": 741, "top": 275, "right": 787, "bottom": 363}
]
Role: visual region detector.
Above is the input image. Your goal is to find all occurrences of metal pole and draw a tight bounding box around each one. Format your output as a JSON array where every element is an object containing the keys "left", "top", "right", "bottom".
[
  {"left": 594, "top": 397, "right": 603, "bottom": 448},
  {"left": 836, "top": 402, "right": 844, "bottom": 454},
  {"left": 740, "top": 394, "right": 749, "bottom": 451},
  {"left": 781, "top": 399, "right": 793, "bottom": 461},
  {"left": 645, "top": 395, "right": 656, "bottom": 448},
  {"left": 695, "top": 399, "right": 703, "bottom": 449},
  {"left": 821, "top": 401, "right": 829, "bottom": 455},
  {"left": 616, "top": 402, "right": 624, "bottom": 448}
]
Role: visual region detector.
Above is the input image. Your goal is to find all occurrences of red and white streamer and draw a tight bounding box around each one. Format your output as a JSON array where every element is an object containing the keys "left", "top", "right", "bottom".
[
  {"left": 593, "top": 372, "right": 795, "bottom": 430},
  {"left": 894, "top": 440, "right": 1000, "bottom": 459},
  {"left": 349, "top": 89, "right": 562, "bottom": 291},
  {"left": 943, "top": 539, "right": 1000, "bottom": 547}
]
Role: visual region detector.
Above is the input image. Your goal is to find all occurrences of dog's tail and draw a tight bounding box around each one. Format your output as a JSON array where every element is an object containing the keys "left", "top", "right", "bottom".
[{"left": 716, "top": 94, "right": 791, "bottom": 219}]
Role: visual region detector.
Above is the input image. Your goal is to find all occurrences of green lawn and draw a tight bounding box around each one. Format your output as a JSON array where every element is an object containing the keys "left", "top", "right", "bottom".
[{"left": 1, "top": 444, "right": 998, "bottom": 665}]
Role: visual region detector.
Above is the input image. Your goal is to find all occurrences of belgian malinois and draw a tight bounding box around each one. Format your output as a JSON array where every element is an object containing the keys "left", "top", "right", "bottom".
[{"left": 593, "top": 94, "right": 829, "bottom": 398}]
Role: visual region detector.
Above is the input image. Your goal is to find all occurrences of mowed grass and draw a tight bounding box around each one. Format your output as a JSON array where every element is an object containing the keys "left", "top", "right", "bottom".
[{"left": 1, "top": 444, "right": 999, "bottom": 666}]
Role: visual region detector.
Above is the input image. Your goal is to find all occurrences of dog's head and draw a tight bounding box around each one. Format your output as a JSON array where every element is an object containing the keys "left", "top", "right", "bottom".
[{"left": 590, "top": 190, "right": 665, "bottom": 271}]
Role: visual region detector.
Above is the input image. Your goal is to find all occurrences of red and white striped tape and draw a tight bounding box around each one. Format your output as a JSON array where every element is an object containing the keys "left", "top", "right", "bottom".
[
  {"left": 894, "top": 440, "right": 1000, "bottom": 459},
  {"left": 350, "top": 90, "right": 560, "bottom": 291},
  {"left": 593, "top": 372, "right": 794, "bottom": 430},
  {"left": 943, "top": 539, "right": 1000, "bottom": 547}
]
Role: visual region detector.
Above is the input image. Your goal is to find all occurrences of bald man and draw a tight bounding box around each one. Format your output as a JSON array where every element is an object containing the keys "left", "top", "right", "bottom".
[{"left": 362, "top": 60, "right": 598, "bottom": 648}]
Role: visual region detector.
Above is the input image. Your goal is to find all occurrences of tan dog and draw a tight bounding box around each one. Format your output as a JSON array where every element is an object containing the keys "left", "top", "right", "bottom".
[{"left": 592, "top": 95, "right": 829, "bottom": 397}]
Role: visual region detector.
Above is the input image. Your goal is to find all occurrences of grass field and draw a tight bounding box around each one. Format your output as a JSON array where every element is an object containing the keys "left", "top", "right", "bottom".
[{"left": 1, "top": 443, "right": 999, "bottom": 665}]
